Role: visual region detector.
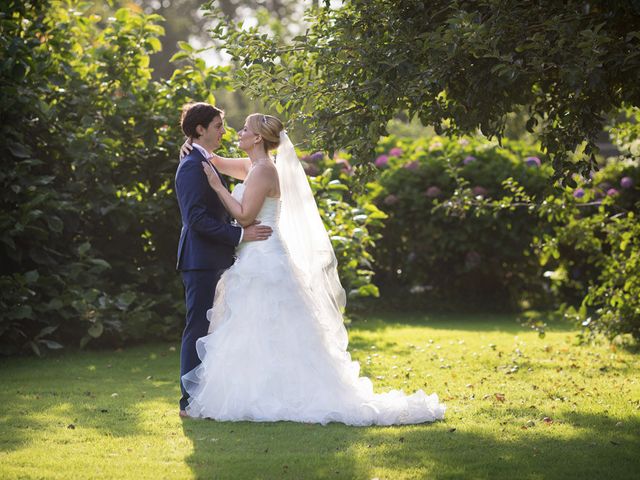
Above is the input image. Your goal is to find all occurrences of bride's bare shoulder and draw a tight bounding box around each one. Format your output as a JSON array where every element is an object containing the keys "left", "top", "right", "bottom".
[{"left": 247, "top": 162, "right": 278, "bottom": 182}]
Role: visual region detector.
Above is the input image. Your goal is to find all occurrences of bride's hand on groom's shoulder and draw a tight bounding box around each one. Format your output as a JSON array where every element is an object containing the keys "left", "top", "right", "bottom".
[
  {"left": 202, "top": 161, "right": 223, "bottom": 191},
  {"left": 179, "top": 138, "right": 193, "bottom": 160}
]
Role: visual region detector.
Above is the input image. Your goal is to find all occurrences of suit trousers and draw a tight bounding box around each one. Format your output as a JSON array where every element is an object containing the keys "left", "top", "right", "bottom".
[{"left": 179, "top": 269, "right": 223, "bottom": 410}]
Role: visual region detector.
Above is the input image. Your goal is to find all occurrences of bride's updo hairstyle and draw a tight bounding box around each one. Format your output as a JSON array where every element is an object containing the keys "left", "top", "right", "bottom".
[{"left": 247, "top": 113, "right": 284, "bottom": 152}]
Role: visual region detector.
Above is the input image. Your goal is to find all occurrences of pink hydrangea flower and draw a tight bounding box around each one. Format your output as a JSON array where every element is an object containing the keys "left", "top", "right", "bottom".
[
  {"left": 384, "top": 194, "right": 399, "bottom": 205},
  {"left": 428, "top": 141, "right": 443, "bottom": 151},
  {"left": 621, "top": 176, "right": 633, "bottom": 189},
  {"left": 472, "top": 186, "right": 488, "bottom": 197},
  {"left": 389, "top": 147, "right": 403, "bottom": 157},
  {"left": 525, "top": 156, "right": 541, "bottom": 167},
  {"left": 375, "top": 155, "right": 389, "bottom": 167},
  {"left": 607, "top": 188, "right": 619, "bottom": 196},
  {"left": 573, "top": 188, "right": 585, "bottom": 198},
  {"left": 463, "top": 155, "right": 476, "bottom": 165},
  {"left": 336, "top": 158, "right": 352, "bottom": 174},
  {"left": 403, "top": 160, "right": 419, "bottom": 170},
  {"left": 424, "top": 186, "right": 442, "bottom": 198}
]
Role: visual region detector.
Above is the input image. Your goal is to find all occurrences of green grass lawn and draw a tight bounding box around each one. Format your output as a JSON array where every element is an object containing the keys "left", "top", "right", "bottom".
[{"left": 1, "top": 313, "right": 638, "bottom": 479}]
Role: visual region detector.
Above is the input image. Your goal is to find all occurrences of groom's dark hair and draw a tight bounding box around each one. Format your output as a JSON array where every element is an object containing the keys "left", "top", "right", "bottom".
[{"left": 180, "top": 102, "right": 224, "bottom": 139}]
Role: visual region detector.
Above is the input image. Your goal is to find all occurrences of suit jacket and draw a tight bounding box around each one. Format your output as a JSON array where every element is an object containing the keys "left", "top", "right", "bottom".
[{"left": 175, "top": 148, "right": 242, "bottom": 271}]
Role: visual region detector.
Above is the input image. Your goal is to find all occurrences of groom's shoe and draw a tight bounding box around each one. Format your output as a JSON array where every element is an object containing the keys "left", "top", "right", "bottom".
[{"left": 179, "top": 409, "right": 189, "bottom": 418}]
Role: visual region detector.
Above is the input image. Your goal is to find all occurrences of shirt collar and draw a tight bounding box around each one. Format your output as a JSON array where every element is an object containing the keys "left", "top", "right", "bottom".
[{"left": 191, "top": 142, "right": 212, "bottom": 160}]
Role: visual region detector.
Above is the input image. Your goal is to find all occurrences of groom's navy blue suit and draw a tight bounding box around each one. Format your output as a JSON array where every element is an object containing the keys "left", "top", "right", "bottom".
[{"left": 175, "top": 147, "right": 242, "bottom": 410}]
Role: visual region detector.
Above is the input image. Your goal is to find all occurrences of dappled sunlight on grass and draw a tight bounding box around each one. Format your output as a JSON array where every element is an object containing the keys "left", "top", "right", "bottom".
[{"left": 1, "top": 313, "right": 638, "bottom": 479}]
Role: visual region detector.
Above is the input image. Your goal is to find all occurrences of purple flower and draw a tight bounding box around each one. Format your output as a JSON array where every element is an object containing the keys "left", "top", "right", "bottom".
[
  {"left": 573, "top": 188, "right": 585, "bottom": 199},
  {"left": 309, "top": 151, "right": 324, "bottom": 162},
  {"left": 607, "top": 188, "right": 619, "bottom": 196},
  {"left": 621, "top": 176, "right": 634, "bottom": 189},
  {"left": 384, "top": 194, "right": 399, "bottom": 206},
  {"left": 389, "top": 147, "right": 403, "bottom": 157},
  {"left": 525, "top": 156, "right": 541, "bottom": 167},
  {"left": 424, "top": 186, "right": 442, "bottom": 198},
  {"left": 428, "top": 141, "right": 443, "bottom": 151},
  {"left": 472, "top": 186, "right": 488, "bottom": 197},
  {"left": 304, "top": 164, "right": 319, "bottom": 176},
  {"left": 336, "top": 158, "right": 352, "bottom": 174},
  {"left": 463, "top": 155, "right": 476, "bottom": 165},
  {"left": 404, "top": 160, "right": 419, "bottom": 170},
  {"left": 375, "top": 155, "right": 389, "bottom": 167}
]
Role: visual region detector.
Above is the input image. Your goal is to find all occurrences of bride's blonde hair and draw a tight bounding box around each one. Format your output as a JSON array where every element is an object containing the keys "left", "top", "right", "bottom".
[{"left": 247, "top": 113, "right": 284, "bottom": 152}]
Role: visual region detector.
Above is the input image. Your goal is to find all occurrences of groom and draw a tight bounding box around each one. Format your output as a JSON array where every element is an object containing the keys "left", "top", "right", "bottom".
[{"left": 175, "top": 102, "right": 272, "bottom": 417}]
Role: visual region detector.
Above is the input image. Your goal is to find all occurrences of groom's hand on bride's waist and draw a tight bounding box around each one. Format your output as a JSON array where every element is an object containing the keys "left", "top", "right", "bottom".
[{"left": 242, "top": 221, "right": 273, "bottom": 243}]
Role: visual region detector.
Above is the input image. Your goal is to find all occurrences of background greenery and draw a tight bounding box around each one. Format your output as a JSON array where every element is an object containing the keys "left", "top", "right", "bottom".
[
  {"left": 2, "top": 0, "right": 639, "bottom": 356},
  {"left": 0, "top": 1, "right": 379, "bottom": 355}
]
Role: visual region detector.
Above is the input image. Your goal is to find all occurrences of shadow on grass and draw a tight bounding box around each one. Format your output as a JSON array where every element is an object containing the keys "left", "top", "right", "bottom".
[
  {"left": 0, "top": 344, "right": 181, "bottom": 453},
  {"left": 180, "top": 409, "right": 640, "bottom": 479}
]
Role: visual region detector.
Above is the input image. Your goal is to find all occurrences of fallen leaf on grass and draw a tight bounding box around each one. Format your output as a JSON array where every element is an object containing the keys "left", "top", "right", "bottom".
[{"left": 495, "top": 393, "right": 506, "bottom": 402}]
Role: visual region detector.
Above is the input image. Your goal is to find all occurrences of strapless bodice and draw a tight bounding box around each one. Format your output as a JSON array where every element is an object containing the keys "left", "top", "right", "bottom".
[{"left": 232, "top": 183, "right": 280, "bottom": 227}]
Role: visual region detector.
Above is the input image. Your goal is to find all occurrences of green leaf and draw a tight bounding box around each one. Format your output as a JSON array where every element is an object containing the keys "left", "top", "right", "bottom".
[
  {"left": 79, "top": 335, "right": 92, "bottom": 349},
  {"left": 357, "top": 284, "right": 380, "bottom": 297},
  {"left": 37, "top": 325, "right": 59, "bottom": 338},
  {"left": 24, "top": 270, "right": 39, "bottom": 284},
  {"left": 116, "top": 292, "right": 136, "bottom": 310},
  {"left": 78, "top": 242, "right": 91, "bottom": 256},
  {"left": 41, "top": 340, "right": 64, "bottom": 350},
  {"left": 8, "top": 143, "right": 31, "bottom": 158},
  {"left": 147, "top": 37, "right": 162, "bottom": 53},
  {"left": 10, "top": 305, "right": 33, "bottom": 320},
  {"left": 47, "top": 216, "right": 64, "bottom": 233},
  {"left": 115, "top": 8, "right": 129, "bottom": 22},
  {"left": 28, "top": 341, "right": 41, "bottom": 357},
  {"left": 87, "top": 322, "right": 104, "bottom": 338},
  {"left": 47, "top": 299, "right": 64, "bottom": 310},
  {"left": 177, "top": 41, "right": 194, "bottom": 52},
  {"left": 90, "top": 259, "right": 111, "bottom": 270},
  {"left": 169, "top": 51, "right": 190, "bottom": 63}
]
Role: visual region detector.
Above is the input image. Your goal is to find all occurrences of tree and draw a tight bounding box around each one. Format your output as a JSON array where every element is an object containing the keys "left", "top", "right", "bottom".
[
  {"left": 207, "top": 0, "right": 640, "bottom": 185},
  {"left": 0, "top": 0, "right": 381, "bottom": 355}
]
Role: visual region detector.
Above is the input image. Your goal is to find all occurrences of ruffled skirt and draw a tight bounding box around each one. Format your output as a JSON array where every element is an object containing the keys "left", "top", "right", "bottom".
[{"left": 182, "top": 236, "right": 445, "bottom": 425}]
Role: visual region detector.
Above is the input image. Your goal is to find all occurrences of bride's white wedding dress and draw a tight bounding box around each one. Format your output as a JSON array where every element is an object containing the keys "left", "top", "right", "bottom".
[{"left": 182, "top": 182, "right": 445, "bottom": 425}]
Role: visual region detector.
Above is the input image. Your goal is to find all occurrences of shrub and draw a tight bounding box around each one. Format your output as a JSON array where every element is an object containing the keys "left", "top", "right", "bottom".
[
  {"left": 0, "top": 1, "right": 382, "bottom": 355},
  {"left": 538, "top": 154, "right": 640, "bottom": 341},
  {"left": 368, "top": 135, "right": 552, "bottom": 310}
]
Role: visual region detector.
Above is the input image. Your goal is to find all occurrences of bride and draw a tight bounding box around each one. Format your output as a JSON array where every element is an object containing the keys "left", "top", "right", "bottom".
[{"left": 181, "top": 113, "right": 445, "bottom": 425}]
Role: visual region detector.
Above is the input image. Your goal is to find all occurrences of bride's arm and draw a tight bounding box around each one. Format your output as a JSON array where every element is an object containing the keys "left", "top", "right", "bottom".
[
  {"left": 202, "top": 163, "right": 276, "bottom": 227},
  {"left": 209, "top": 153, "right": 251, "bottom": 181},
  {"left": 179, "top": 140, "right": 251, "bottom": 180}
]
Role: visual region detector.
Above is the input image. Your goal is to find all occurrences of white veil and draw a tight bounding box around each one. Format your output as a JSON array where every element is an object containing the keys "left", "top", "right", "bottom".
[{"left": 276, "top": 131, "right": 349, "bottom": 350}]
